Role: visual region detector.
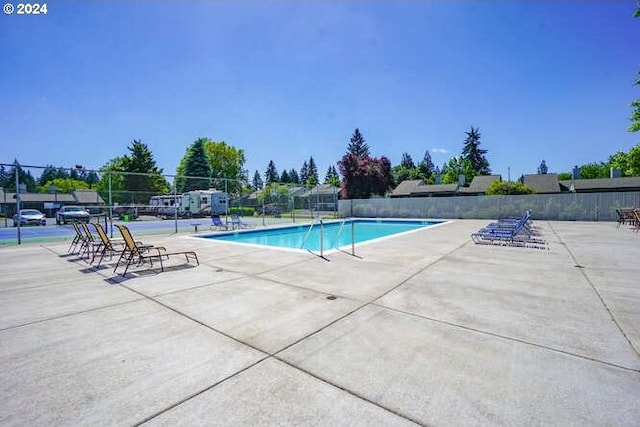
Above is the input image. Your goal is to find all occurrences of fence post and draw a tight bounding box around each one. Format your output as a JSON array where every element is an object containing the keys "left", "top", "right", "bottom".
[
  {"left": 15, "top": 161, "right": 21, "bottom": 244},
  {"left": 320, "top": 219, "right": 324, "bottom": 258},
  {"left": 108, "top": 171, "right": 113, "bottom": 237},
  {"left": 351, "top": 219, "right": 355, "bottom": 256}
]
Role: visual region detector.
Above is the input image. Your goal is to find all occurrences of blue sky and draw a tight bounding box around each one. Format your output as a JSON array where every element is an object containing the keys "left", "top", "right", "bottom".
[{"left": 1, "top": 0, "right": 639, "bottom": 182}]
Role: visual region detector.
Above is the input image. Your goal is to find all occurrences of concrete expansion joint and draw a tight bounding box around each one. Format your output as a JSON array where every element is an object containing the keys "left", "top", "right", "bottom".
[
  {"left": 377, "top": 304, "right": 640, "bottom": 374},
  {"left": 547, "top": 222, "right": 640, "bottom": 361}
]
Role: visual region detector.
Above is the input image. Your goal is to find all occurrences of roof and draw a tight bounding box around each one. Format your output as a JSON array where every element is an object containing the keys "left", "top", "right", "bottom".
[
  {"left": 558, "top": 176, "right": 640, "bottom": 192},
  {"left": 460, "top": 175, "right": 501, "bottom": 194},
  {"left": 410, "top": 183, "right": 459, "bottom": 196},
  {"left": 0, "top": 189, "right": 104, "bottom": 205},
  {"left": 523, "top": 173, "right": 560, "bottom": 193},
  {"left": 300, "top": 184, "right": 339, "bottom": 197},
  {"left": 72, "top": 189, "right": 105, "bottom": 204},
  {"left": 390, "top": 180, "right": 424, "bottom": 197}
]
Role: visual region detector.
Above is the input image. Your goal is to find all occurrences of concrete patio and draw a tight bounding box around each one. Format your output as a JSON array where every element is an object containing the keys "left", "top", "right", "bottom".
[{"left": 0, "top": 219, "right": 638, "bottom": 426}]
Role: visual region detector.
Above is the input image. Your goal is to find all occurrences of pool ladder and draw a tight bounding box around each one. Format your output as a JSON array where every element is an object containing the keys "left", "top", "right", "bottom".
[{"left": 300, "top": 218, "right": 356, "bottom": 258}]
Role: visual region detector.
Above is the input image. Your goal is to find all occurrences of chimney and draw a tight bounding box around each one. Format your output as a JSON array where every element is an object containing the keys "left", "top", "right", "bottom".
[{"left": 572, "top": 166, "right": 580, "bottom": 180}]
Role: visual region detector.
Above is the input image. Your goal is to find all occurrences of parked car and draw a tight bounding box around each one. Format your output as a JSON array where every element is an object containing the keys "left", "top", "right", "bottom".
[
  {"left": 56, "top": 206, "right": 91, "bottom": 225},
  {"left": 13, "top": 209, "right": 47, "bottom": 226}
]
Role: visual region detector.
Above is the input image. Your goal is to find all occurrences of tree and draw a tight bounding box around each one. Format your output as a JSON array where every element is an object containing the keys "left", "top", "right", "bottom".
[
  {"left": 418, "top": 151, "right": 435, "bottom": 181},
  {"left": 118, "top": 140, "right": 169, "bottom": 201},
  {"left": 391, "top": 163, "right": 421, "bottom": 186},
  {"left": 95, "top": 157, "right": 126, "bottom": 203},
  {"left": 347, "top": 128, "right": 370, "bottom": 157},
  {"left": 38, "top": 165, "right": 66, "bottom": 186},
  {"left": 400, "top": 152, "right": 415, "bottom": 169},
  {"left": 324, "top": 165, "right": 340, "bottom": 186},
  {"left": 280, "top": 169, "right": 290, "bottom": 183},
  {"left": 579, "top": 162, "right": 609, "bottom": 179},
  {"left": 85, "top": 170, "right": 100, "bottom": 188},
  {"left": 461, "top": 126, "right": 490, "bottom": 175},
  {"left": 486, "top": 181, "right": 535, "bottom": 195},
  {"left": 203, "top": 140, "right": 247, "bottom": 195},
  {"left": 0, "top": 165, "right": 8, "bottom": 189},
  {"left": 177, "top": 138, "right": 211, "bottom": 192},
  {"left": 299, "top": 161, "right": 309, "bottom": 186},
  {"left": 306, "top": 156, "right": 319, "bottom": 187},
  {"left": 338, "top": 154, "right": 392, "bottom": 199},
  {"left": 609, "top": 144, "right": 640, "bottom": 176},
  {"left": 2, "top": 161, "right": 37, "bottom": 192},
  {"left": 557, "top": 172, "right": 572, "bottom": 180},
  {"left": 252, "top": 170, "right": 263, "bottom": 191},
  {"left": 38, "top": 178, "right": 89, "bottom": 194},
  {"left": 258, "top": 182, "right": 290, "bottom": 207},
  {"left": 288, "top": 168, "right": 300, "bottom": 184},
  {"left": 537, "top": 160, "right": 548, "bottom": 174},
  {"left": 441, "top": 156, "right": 475, "bottom": 185},
  {"left": 265, "top": 160, "right": 279, "bottom": 184}
]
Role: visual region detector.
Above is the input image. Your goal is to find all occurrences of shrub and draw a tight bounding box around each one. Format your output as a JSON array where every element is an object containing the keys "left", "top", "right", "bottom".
[
  {"left": 229, "top": 206, "right": 254, "bottom": 216},
  {"left": 486, "top": 181, "right": 536, "bottom": 195}
]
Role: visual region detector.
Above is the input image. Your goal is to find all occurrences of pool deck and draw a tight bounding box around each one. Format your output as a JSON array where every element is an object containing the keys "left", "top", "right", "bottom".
[{"left": 0, "top": 219, "right": 638, "bottom": 425}]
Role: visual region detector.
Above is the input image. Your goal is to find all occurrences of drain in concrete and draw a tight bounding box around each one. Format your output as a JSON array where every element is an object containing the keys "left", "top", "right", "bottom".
[{"left": 326, "top": 295, "right": 337, "bottom": 300}]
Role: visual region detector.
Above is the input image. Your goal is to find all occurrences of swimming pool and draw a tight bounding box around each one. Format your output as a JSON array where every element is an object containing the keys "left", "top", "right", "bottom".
[{"left": 198, "top": 219, "right": 443, "bottom": 252}]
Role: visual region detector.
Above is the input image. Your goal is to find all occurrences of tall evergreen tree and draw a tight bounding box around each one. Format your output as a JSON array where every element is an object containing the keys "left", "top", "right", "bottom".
[
  {"left": 461, "top": 126, "right": 490, "bottom": 175},
  {"left": 347, "top": 128, "right": 370, "bottom": 157},
  {"left": 422, "top": 151, "right": 435, "bottom": 176},
  {"left": 280, "top": 169, "right": 290, "bottom": 183},
  {"left": 288, "top": 168, "right": 300, "bottom": 184},
  {"left": 265, "top": 160, "right": 279, "bottom": 184},
  {"left": 324, "top": 165, "right": 339, "bottom": 186},
  {"left": 299, "top": 161, "right": 309, "bottom": 185},
  {"left": 252, "top": 170, "right": 263, "bottom": 190},
  {"left": 0, "top": 165, "right": 8, "bottom": 189},
  {"left": 179, "top": 138, "right": 211, "bottom": 192},
  {"left": 85, "top": 170, "right": 100, "bottom": 188},
  {"left": 3, "top": 161, "right": 37, "bottom": 192},
  {"left": 537, "top": 160, "right": 548, "bottom": 174},
  {"left": 307, "top": 156, "right": 319, "bottom": 186},
  {"left": 38, "top": 165, "right": 64, "bottom": 186},
  {"left": 400, "top": 153, "right": 415, "bottom": 169}
]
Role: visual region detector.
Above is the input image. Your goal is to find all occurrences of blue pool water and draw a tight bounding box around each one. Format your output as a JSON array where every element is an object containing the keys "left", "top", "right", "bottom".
[{"left": 198, "top": 219, "right": 442, "bottom": 252}]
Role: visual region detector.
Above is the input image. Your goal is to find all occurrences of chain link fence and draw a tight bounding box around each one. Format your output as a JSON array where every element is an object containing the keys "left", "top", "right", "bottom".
[
  {"left": 0, "top": 162, "right": 340, "bottom": 245},
  {"left": 2, "top": 161, "right": 638, "bottom": 245}
]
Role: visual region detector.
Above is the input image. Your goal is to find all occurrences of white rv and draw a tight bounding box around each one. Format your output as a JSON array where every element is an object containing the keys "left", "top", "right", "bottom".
[{"left": 181, "top": 189, "right": 228, "bottom": 217}]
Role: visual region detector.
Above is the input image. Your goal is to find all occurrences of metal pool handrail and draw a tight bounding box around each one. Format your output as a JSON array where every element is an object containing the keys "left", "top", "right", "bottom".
[{"left": 299, "top": 218, "right": 320, "bottom": 250}]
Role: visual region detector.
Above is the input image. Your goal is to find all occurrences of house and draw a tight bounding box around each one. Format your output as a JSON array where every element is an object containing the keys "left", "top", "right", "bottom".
[
  {"left": 299, "top": 184, "right": 340, "bottom": 210},
  {"left": 390, "top": 180, "right": 460, "bottom": 198},
  {"left": 558, "top": 176, "right": 640, "bottom": 193},
  {"left": 0, "top": 188, "right": 105, "bottom": 217},
  {"left": 523, "top": 173, "right": 561, "bottom": 194},
  {"left": 459, "top": 175, "right": 502, "bottom": 195}
]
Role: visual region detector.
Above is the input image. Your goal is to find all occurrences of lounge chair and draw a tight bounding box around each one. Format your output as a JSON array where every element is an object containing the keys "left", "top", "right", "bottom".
[
  {"left": 68, "top": 221, "right": 88, "bottom": 254},
  {"left": 211, "top": 214, "right": 228, "bottom": 230},
  {"left": 68, "top": 221, "right": 99, "bottom": 259},
  {"left": 114, "top": 224, "right": 199, "bottom": 276},
  {"left": 91, "top": 223, "right": 129, "bottom": 267},
  {"left": 471, "top": 212, "right": 546, "bottom": 248},
  {"left": 78, "top": 222, "right": 104, "bottom": 260},
  {"left": 228, "top": 213, "right": 251, "bottom": 229},
  {"left": 616, "top": 208, "right": 635, "bottom": 228},
  {"left": 633, "top": 209, "right": 640, "bottom": 233}
]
